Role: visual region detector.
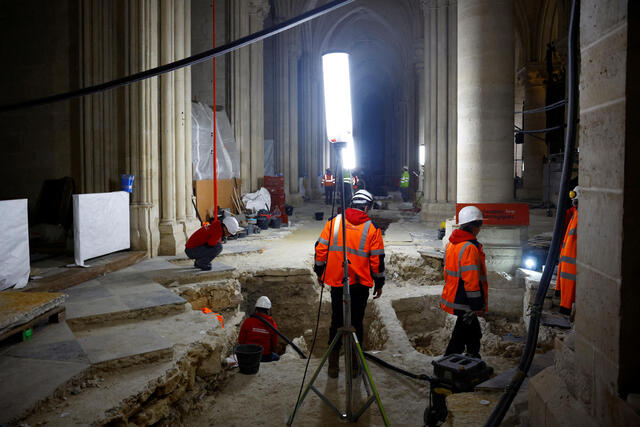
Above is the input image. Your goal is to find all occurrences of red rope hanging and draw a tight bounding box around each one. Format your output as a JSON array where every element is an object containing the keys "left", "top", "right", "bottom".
[{"left": 212, "top": 0, "right": 218, "bottom": 219}]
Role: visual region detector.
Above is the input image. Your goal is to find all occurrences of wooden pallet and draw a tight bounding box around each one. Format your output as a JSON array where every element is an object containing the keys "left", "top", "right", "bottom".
[{"left": 0, "top": 305, "right": 66, "bottom": 344}]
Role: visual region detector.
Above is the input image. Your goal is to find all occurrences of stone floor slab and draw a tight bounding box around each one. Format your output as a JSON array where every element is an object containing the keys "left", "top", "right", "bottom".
[
  {"left": 65, "top": 296, "right": 128, "bottom": 319},
  {"left": 76, "top": 324, "right": 172, "bottom": 365},
  {"left": 5, "top": 339, "right": 89, "bottom": 364},
  {"left": 0, "top": 356, "right": 88, "bottom": 424},
  {"left": 121, "top": 289, "right": 186, "bottom": 311}
]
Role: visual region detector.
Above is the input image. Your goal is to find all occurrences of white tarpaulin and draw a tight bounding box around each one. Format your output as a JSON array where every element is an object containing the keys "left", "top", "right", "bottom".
[
  {"left": 242, "top": 188, "right": 271, "bottom": 213},
  {"left": 0, "top": 199, "right": 30, "bottom": 290},
  {"left": 192, "top": 101, "right": 240, "bottom": 180},
  {"left": 73, "top": 192, "right": 130, "bottom": 266}
]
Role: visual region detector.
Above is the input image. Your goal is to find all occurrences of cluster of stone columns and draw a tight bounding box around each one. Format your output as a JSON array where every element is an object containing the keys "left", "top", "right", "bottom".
[
  {"left": 421, "top": 0, "right": 458, "bottom": 222},
  {"left": 157, "top": 0, "right": 199, "bottom": 255},
  {"left": 229, "top": 0, "right": 269, "bottom": 194}
]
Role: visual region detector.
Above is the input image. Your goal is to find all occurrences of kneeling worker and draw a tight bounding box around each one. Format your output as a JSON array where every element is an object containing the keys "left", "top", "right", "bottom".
[
  {"left": 314, "top": 189, "right": 385, "bottom": 378},
  {"left": 238, "top": 296, "right": 280, "bottom": 362},
  {"left": 441, "top": 206, "right": 488, "bottom": 358},
  {"left": 185, "top": 216, "right": 239, "bottom": 271}
]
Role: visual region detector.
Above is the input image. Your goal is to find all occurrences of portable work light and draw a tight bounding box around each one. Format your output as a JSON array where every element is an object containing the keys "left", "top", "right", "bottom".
[{"left": 322, "top": 52, "right": 356, "bottom": 170}]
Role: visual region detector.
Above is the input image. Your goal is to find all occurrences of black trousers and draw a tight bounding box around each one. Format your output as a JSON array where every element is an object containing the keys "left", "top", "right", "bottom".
[
  {"left": 329, "top": 284, "right": 370, "bottom": 351},
  {"left": 400, "top": 187, "right": 409, "bottom": 202},
  {"left": 444, "top": 314, "right": 482, "bottom": 358},
  {"left": 185, "top": 243, "right": 223, "bottom": 268},
  {"left": 324, "top": 186, "right": 334, "bottom": 204}
]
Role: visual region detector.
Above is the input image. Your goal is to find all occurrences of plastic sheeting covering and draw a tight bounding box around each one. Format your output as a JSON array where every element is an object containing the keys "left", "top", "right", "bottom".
[
  {"left": 242, "top": 188, "right": 271, "bottom": 213},
  {"left": 192, "top": 101, "right": 240, "bottom": 180},
  {"left": 0, "top": 199, "right": 30, "bottom": 290},
  {"left": 73, "top": 192, "right": 130, "bottom": 266},
  {"left": 264, "top": 139, "right": 275, "bottom": 177}
]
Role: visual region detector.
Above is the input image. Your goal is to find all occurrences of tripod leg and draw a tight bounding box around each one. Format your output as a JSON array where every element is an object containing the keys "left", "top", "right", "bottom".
[
  {"left": 287, "top": 333, "right": 343, "bottom": 426},
  {"left": 351, "top": 333, "right": 390, "bottom": 426}
]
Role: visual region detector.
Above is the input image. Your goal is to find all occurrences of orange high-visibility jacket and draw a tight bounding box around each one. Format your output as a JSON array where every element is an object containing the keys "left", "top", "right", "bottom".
[
  {"left": 441, "top": 236, "right": 488, "bottom": 315},
  {"left": 314, "top": 211, "right": 385, "bottom": 288},
  {"left": 557, "top": 210, "right": 577, "bottom": 314},
  {"left": 321, "top": 173, "right": 336, "bottom": 187}
]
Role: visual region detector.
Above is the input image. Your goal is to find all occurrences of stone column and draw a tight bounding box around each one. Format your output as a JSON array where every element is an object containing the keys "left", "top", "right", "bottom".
[
  {"left": 173, "top": 0, "right": 186, "bottom": 224},
  {"left": 183, "top": 0, "right": 199, "bottom": 236},
  {"left": 415, "top": 41, "right": 426, "bottom": 193},
  {"left": 457, "top": 0, "right": 526, "bottom": 279},
  {"left": 127, "top": 0, "right": 160, "bottom": 257},
  {"left": 287, "top": 41, "right": 301, "bottom": 200},
  {"left": 248, "top": 0, "right": 268, "bottom": 191},
  {"left": 457, "top": 0, "right": 513, "bottom": 203},
  {"left": 517, "top": 63, "right": 547, "bottom": 201},
  {"left": 421, "top": 0, "right": 457, "bottom": 223},
  {"left": 158, "top": 0, "right": 184, "bottom": 254}
]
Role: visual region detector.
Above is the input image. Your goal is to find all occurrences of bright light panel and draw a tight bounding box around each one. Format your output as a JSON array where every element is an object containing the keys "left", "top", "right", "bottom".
[
  {"left": 322, "top": 52, "right": 356, "bottom": 170},
  {"left": 524, "top": 257, "right": 537, "bottom": 270},
  {"left": 419, "top": 145, "right": 425, "bottom": 166}
]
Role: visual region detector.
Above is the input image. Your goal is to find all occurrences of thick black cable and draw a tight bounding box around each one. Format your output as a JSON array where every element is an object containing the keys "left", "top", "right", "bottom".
[
  {"left": 363, "top": 352, "right": 432, "bottom": 382},
  {"left": 514, "top": 99, "right": 567, "bottom": 115},
  {"left": 484, "top": 0, "right": 579, "bottom": 425},
  {"left": 0, "top": 0, "right": 354, "bottom": 113},
  {"left": 515, "top": 124, "right": 564, "bottom": 134},
  {"left": 289, "top": 162, "right": 340, "bottom": 426}
]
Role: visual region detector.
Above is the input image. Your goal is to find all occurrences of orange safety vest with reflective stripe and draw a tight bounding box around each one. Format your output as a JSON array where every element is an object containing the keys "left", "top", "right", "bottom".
[
  {"left": 321, "top": 173, "right": 335, "bottom": 187},
  {"left": 441, "top": 240, "right": 488, "bottom": 315},
  {"left": 557, "top": 210, "right": 577, "bottom": 314},
  {"left": 314, "top": 213, "right": 385, "bottom": 288}
]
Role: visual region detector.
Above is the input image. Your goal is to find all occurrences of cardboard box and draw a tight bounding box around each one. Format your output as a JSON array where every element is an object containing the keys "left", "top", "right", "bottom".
[{"left": 194, "top": 179, "right": 242, "bottom": 220}]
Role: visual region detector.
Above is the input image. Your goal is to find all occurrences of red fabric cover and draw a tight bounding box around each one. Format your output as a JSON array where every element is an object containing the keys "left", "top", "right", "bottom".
[
  {"left": 449, "top": 229, "right": 477, "bottom": 244},
  {"left": 185, "top": 220, "right": 223, "bottom": 248},
  {"left": 238, "top": 313, "right": 279, "bottom": 355},
  {"left": 345, "top": 208, "right": 370, "bottom": 225}
]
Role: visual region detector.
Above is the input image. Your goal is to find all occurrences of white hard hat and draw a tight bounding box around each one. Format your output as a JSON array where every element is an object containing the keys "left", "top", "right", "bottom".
[
  {"left": 569, "top": 186, "right": 579, "bottom": 200},
  {"left": 458, "top": 206, "right": 483, "bottom": 225},
  {"left": 351, "top": 189, "right": 374, "bottom": 205},
  {"left": 255, "top": 296, "right": 272, "bottom": 309},
  {"left": 403, "top": 165, "right": 408, "bottom": 170},
  {"left": 222, "top": 216, "right": 239, "bottom": 235}
]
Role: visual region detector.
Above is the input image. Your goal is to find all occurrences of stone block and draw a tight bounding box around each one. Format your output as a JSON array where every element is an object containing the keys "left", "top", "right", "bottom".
[
  {"left": 579, "top": 102, "right": 626, "bottom": 190},
  {"left": 262, "top": 275, "right": 286, "bottom": 282},
  {"left": 574, "top": 266, "right": 621, "bottom": 363},
  {"left": 577, "top": 190, "right": 623, "bottom": 279},
  {"left": 580, "top": 0, "right": 627, "bottom": 48},
  {"left": 579, "top": 24, "right": 627, "bottom": 110},
  {"left": 573, "top": 332, "right": 595, "bottom": 406}
]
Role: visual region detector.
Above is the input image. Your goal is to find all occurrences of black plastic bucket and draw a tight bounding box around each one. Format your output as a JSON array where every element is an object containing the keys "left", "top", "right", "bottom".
[
  {"left": 235, "top": 344, "right": 263, "bottom": 374},
  {"left": 315, "top": 212, "right": 324, "bottom": 221},
  {"left": 270, "top": 217, "right": 281, "bottom": 228},
  {"left": 257, "top": 216, "right": 270, "bottom": 230}
]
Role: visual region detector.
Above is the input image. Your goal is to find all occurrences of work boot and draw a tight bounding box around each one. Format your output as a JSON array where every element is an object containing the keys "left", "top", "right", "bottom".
[{"left": 328, "top": 348, "right": 339, "bottom": 378}]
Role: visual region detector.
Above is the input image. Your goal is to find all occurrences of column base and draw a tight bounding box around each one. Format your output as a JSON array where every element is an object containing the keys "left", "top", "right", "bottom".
[
  {"left": 130, "top": 203, "right": 159, "bottom": 257},
  {"left": 158, "top": 220, "right": 186, "bottom": 256},
  {"left": 183, "top": 216, "right": 201, "bottom": 238},
  {"left": 420, "top": 201, "right": 455, "bottom": 225},
  {"left": 287, "top": 192, "right": 304, "bottom": 207}
]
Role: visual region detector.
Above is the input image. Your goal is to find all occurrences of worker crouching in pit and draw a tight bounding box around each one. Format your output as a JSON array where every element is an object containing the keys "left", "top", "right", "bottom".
[
  {"left": 238, "top": 296, "right": 280, "bottom": 362},
  {"left": 314, "top": 189, "right": 385, "bottom": 378},
  {"left": 185, "top": 216, "right": 239, "bottom": 271},
  {"left": 441, "top": 206, "right": 488, "bottom": 359}
]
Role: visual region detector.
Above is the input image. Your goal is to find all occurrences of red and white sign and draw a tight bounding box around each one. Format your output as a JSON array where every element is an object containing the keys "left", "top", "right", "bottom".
[{"left": 456, "top": 203, "right": 530, "bottom": 226}]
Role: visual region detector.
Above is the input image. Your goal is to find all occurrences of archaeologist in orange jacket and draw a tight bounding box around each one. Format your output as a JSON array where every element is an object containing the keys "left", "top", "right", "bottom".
[
  {"left": 441, "top": 205, "right": 488, "bottom": 359},
  {"left": 556, "top": 187, "right": 579, "bottom": 316},
  {"left": 321, "top": 168, "right": 336, "bottom": 205},
  {"left": 314, "top": 189, "right": 385, "bottom": 378},
  {"left": 238, "top": 296, "right": 280, "bottom": 362},
  {"left": 185, "top": 216, "right": 239, "bottom": 271}
]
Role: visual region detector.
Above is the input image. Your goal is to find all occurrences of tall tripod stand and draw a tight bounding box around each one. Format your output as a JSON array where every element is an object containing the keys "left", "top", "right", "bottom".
[{"left": 287, "top": 143, "right": 389, "bottom": 426}]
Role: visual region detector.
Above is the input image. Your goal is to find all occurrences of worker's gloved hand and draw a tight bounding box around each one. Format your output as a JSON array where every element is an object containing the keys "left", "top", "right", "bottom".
[
  {"left": 313, "top": 263, "right": 325, "bottom": 278},
  {"left": 373, "top": 287, "right": 383, "bottom": 299},
  {"left": 373, "top": 277, "right": 385, "bottom": 290}
]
